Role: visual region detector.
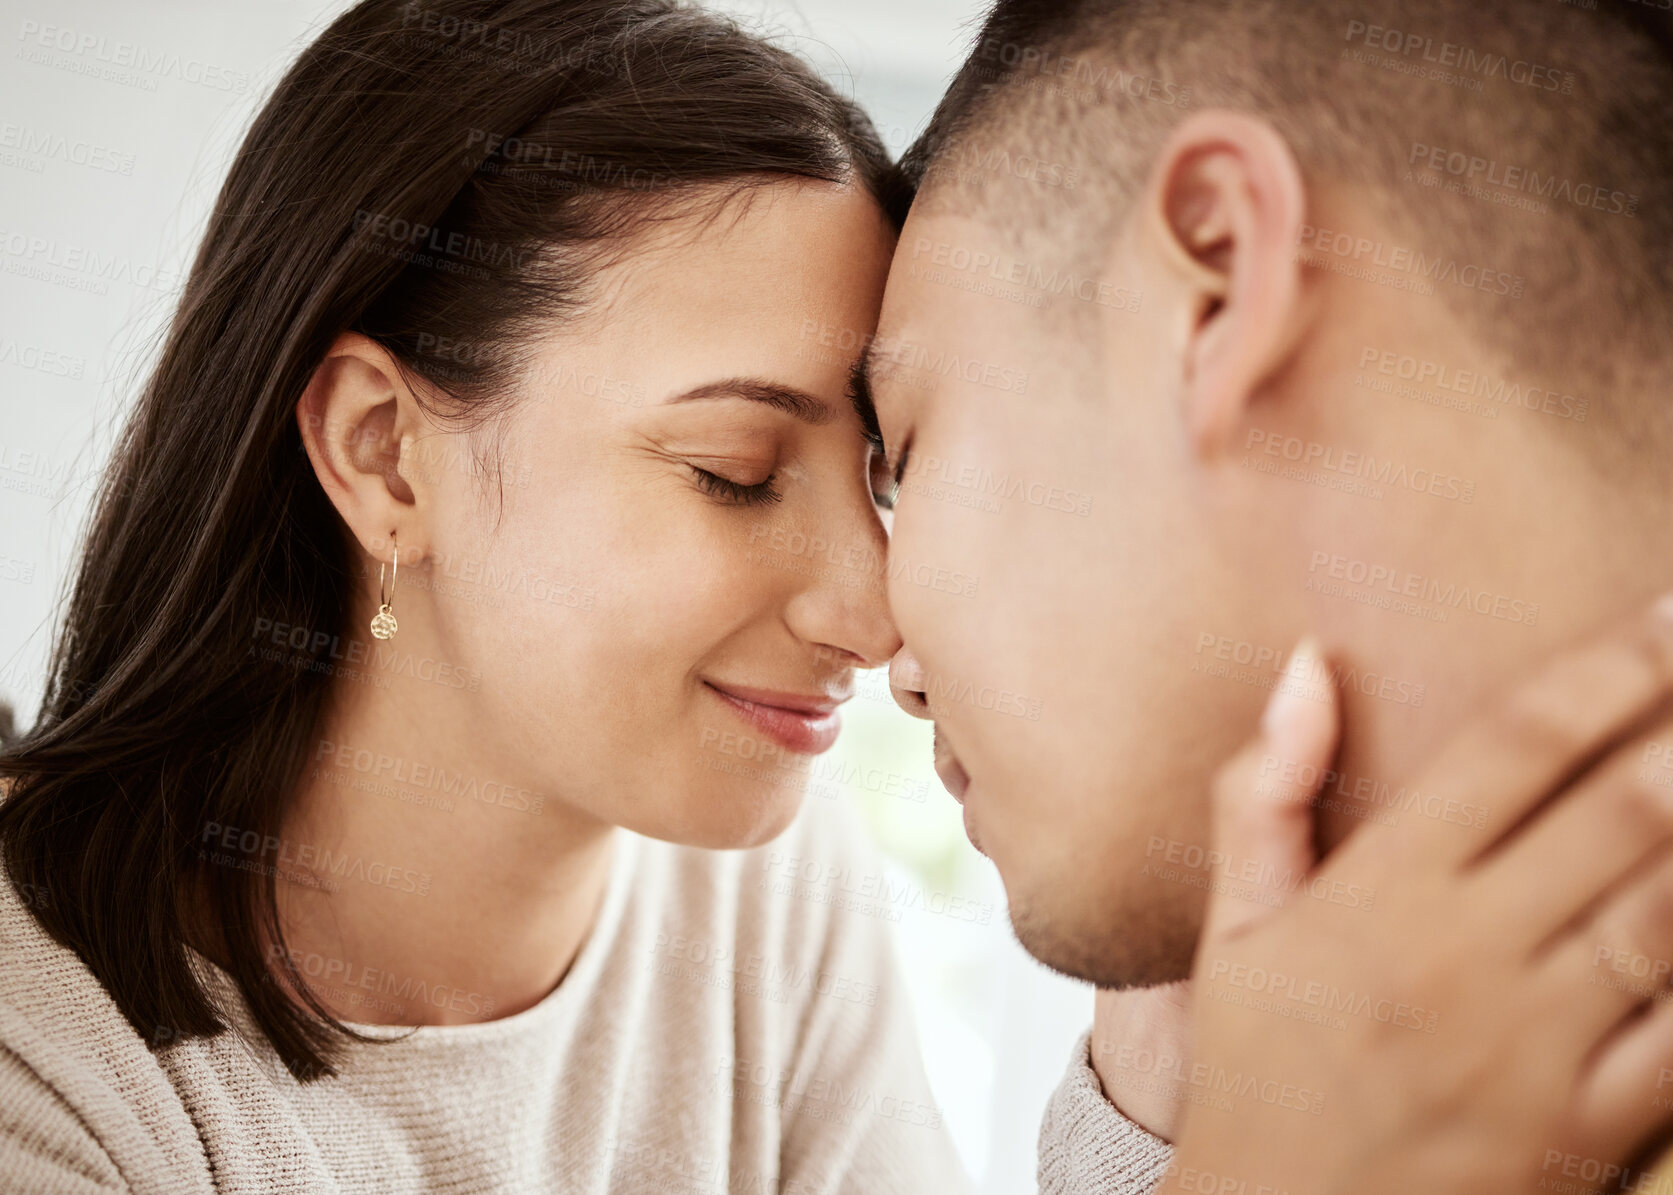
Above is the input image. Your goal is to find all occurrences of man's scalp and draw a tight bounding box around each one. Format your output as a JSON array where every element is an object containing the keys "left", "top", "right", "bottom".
[{"left": 906, "top": 0, "right": 1673, "bottom": 414}]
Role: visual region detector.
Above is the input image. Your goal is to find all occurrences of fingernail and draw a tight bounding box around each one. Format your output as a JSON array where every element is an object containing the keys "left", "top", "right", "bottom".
[{"left": 1261, "top": 636, "right": 1320, "bottom": 742}]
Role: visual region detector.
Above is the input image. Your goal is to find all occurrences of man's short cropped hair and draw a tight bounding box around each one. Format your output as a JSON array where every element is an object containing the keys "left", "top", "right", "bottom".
[{"left": 904, "top": 0, "right": 1673, "bottom": 436}]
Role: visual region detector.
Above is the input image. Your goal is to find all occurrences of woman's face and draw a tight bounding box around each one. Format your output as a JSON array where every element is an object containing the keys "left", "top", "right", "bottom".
[{"left": 418, "top": 181, "right": 900, "bottom": 848}]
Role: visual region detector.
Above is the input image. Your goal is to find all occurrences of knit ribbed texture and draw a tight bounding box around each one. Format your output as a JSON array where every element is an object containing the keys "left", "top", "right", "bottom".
[
  {"left": 0, "top": 798, "right": 972, "bottom": 1194},
  {"left": 1037, "top": 1030, "right": 1174, "bottom": 1195}
]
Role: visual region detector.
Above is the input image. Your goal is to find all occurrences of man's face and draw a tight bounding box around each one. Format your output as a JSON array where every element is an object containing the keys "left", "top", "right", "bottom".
[{"left": 872, "top": 207, "right": 1290, "bottom": 987}]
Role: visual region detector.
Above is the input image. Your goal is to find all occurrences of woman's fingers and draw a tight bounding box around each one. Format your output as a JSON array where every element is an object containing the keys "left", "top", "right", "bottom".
[
  {"left": 1570, "top": 993, "right": 1673, "bottom": 1167},
  {"left": 1367, "top": 595, "right": 1673, "bottom": 874},
  {"left": 1536, "top": 846, "right": 1673, "bottom": 1044},
  {"left": 1466, "top": 721, "right": 1673, "bottom": 955},
  {"left": 1201, "top": 638, "right": 1339, "bottom": 941}
]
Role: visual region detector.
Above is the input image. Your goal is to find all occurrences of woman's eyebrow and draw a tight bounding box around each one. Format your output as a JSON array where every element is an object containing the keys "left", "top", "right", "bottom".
[{"left": 663, "top": 377, "right": 834, "bottom": 425}]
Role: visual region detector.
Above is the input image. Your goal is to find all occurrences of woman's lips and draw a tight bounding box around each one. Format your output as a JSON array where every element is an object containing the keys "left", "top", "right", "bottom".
[{"left": 704, "top": 681, "right": 844, "bottom": 755}]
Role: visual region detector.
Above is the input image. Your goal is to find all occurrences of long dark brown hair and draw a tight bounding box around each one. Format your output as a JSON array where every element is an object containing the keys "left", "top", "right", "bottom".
[{"left": 0, "top": 0, "right": 906, "bottom": 1080}]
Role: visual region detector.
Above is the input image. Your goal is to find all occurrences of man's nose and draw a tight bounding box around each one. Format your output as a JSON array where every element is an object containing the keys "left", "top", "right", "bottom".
[{"left": 888, "top": 644, "right": 931, "bottom": 719}]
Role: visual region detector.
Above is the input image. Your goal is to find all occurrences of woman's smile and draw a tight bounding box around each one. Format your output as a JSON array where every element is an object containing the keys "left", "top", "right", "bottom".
[{"left": 702, "top": 679, "right": 849, "bottom": 755}]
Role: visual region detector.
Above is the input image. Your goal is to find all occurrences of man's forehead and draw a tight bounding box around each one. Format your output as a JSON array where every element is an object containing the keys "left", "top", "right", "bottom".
[
  {"left": 877, "top": 210, "right": 999, "bottom": 342},
  {"left": 888, "top": 209, "right": 1014, "bottom": 277}
]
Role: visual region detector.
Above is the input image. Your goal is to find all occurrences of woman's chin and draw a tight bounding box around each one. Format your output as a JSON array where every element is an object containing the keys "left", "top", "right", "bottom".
[{"left": 654, "top": 778, "right": 809, "bottom": 851}]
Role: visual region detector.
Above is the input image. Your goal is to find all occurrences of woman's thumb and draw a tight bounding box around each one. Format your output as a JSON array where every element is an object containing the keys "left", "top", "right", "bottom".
[{"left": 1201, "top": 636, "right": 1341, "bottom": 941}]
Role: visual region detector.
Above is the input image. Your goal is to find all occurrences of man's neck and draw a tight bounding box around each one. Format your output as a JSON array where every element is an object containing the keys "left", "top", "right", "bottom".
[{"left": 1312, "top": 458, "right": 1672, "bottom": 854}]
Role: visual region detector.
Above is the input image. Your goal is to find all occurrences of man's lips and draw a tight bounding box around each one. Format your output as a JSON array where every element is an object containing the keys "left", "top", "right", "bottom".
[
  {"left": 932, "top": 727, "right": 984, "bottom": 855},
  {"left": 932, "top": 725, "right": 970, "bottom": 803},
  {"left": 704, "top": 681, "right": 846, "bottom": 755}
]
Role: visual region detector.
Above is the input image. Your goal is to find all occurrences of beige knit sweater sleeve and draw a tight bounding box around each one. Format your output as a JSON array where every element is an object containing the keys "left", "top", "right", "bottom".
[
  {"left": 1037, "top": 1030, "right": 1175, "bottom": 1195},
  {"left": 0, "top": 1046, "right": 127, "bottom": 1193}
]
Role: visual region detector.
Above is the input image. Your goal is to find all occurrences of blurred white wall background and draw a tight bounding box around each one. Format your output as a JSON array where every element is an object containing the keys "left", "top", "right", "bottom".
[{"left": 0, "top": 1, "right": 1091, "bottom": 1189}]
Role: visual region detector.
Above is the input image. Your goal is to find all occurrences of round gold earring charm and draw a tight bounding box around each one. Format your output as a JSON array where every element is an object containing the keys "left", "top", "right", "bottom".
[
  {"left": 371, "top": 535, "right": 399, "bottom": 640},
  {"left": 370, "top": 604, "right": 397, "bottom": 640}
]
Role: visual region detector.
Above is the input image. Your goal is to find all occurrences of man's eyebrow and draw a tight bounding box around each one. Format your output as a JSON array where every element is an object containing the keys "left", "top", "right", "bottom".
[
  {"left": 665, "top": 377, "right": 833, "bottom": 425},
  {"left": 847, "top": 343, "right": 883, "bottom": 450}
]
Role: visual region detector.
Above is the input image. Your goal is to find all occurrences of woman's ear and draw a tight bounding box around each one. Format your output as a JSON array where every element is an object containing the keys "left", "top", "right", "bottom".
[
  {"left": 1136, "top": 109, "right": 1310, "bottom": 458},
  {"left": 296, "top": 332, "right": 427, "bottom": 565}
]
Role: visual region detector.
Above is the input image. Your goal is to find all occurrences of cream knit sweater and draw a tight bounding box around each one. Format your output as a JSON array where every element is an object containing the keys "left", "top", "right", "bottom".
[{"left": 0, "top": 794, "right": 1171, "bottom": 1194}]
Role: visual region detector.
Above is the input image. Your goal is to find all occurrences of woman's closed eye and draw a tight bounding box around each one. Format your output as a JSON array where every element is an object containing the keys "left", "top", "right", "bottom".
[{"left": 690, "top": 464, "right": 783, "bottom": 507}]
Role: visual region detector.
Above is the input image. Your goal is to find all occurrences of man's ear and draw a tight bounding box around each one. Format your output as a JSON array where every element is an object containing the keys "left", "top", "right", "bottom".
[
  {"left": 1137, "top": 110, "right": 1308, "bottom": 457},
  {"left": 295, "top": 332, "right": 427, "bottom": 565}
]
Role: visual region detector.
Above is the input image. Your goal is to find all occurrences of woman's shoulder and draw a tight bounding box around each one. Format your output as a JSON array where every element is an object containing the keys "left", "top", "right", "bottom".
[
  {"left": 0, "top": 869, "right": 213, "bottom": 1193},
  {"left": 0, "top": 1042, "right": 130, "bottom": 1192},
  {"left": 0, "top": 867, "right": 139, "bottom": 1059}
]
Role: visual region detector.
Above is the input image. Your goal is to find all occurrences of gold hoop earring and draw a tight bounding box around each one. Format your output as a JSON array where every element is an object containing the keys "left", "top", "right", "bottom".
[{"left": 370, "top": 533, "right": 399, "bottom": 640}]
